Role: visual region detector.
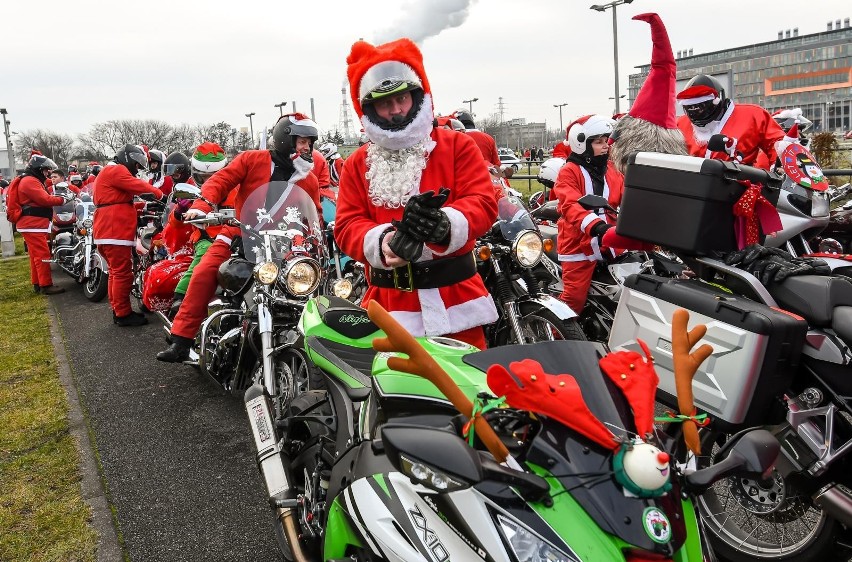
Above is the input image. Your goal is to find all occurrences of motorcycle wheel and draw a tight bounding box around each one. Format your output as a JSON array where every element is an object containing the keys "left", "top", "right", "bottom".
[
  {"left": 83, "top": 269, "right": 108, "bottom": 302},
  {"left": 691, "top": 430, "right": 837, "bottom": 562},
  {"left": 494, "top": 302, "right": 587, "bottom": 345},
  {"left": 272, "top": 348, "right": 321, "bottom": 422}
]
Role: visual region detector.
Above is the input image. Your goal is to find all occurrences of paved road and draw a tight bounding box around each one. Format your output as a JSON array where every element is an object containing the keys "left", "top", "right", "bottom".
[{"left": 50, "top": 276, "right": 280, "bottom": 561}]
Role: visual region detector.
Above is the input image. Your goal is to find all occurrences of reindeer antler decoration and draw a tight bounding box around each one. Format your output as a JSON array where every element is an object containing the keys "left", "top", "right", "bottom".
[
  {"left": 367, "top": 301, "right": 509, "bottom": 463},
  {"left": 671, "top": 308, "right": 714, "bottom": 455}
]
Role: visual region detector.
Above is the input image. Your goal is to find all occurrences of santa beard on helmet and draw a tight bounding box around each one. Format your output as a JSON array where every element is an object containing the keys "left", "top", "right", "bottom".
[
  {"left": 362, "top": 93, "right": 436, "bottom": 208},
  {"left": 609, "top": 115, "right": 689, "bottom": 175}
]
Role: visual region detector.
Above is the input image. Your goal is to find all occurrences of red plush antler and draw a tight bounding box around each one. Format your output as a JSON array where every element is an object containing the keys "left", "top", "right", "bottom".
[
  {"left": 599, "top": 340, "right": 659, "bottom": 437},
  {"left": 487, "top": 359, "right": 617, "bottom": 450}
]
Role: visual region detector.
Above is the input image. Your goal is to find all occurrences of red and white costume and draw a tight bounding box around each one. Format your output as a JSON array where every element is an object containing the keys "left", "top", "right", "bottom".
[
  {"left": 465, "top": 129, "right": 500, "bottom": 168},
  {"left": 338, "top": 38, "right": 498, "bottom": 346},
  {"left": 16, "top": 175, "right": 64, "bottom": 288},
  {"left": 93, "top": 164, "right": 163, "bottom": 316},
  {"left": 676, "top": 103, "right": 785, "bottom": 168},
  {"left": 312, "top": 149, "right": 331, "bottom": 189},
  {"left": 553, "top": 161, "right": 624, "bottom": 313},
  {"left": 169, "top": 150, "right": 318, "bottom": 340}
]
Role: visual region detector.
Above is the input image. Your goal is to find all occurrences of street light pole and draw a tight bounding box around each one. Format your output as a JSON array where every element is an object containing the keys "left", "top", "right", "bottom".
[
  {"left": 245, "top": 112, "right": 256, "bottom": 145},
  {"left": 590, "top": 0, "right": 634, "bottom": 115},
  {"left": 274, "top": 102, "right": 288, "bottom": 117},
  {"left": 462, "top": 97, "right": 479, "bottom": 114},
  {"left": 0, "top": 108, "right": 16, "bottom": 178},
  {"left": 553, "top": 103, "right": 568, "bottom": 132}
]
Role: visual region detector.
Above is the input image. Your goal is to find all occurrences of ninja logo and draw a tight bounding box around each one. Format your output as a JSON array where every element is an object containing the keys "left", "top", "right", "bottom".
[
  {"left": 409, "top": 505, "right": 450, "bottom": 562},
  {"left": 339, "top": 314, "right": 370, "bottom": 326}
]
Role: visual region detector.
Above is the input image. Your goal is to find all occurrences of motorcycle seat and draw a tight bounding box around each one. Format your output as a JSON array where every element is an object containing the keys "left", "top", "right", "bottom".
[
  {"left": 530, "top": 200, "right": 559, "bottom": 223},
  {"left": 538, "top": 223, "right": 560, "bottom": 263},
  {"left": 769, "top": 275, "right": 852, "bottom": 327},
  {"left": 831, "top": 306, "right": 852, "bottom": 347},
  {"left": 318, "top": 295, "right": 380, "bottom": 339}
]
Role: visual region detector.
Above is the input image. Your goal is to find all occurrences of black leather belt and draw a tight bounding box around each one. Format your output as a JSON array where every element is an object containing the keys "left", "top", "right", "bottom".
[
  {"left": 370, "top": 252, "right": 477, "bottom": 292},
  {"left": 95, "top": 202, "right": 133, "bottom": 208}
]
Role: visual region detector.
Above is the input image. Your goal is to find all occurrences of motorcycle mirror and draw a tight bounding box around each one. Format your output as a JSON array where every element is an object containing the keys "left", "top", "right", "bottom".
[
  {"left": 578, "top": 194, "right": 616, "bottom": 213},
  {"left": 685, "top": 429, "right": 779, "bottom": 494},
  {"left": 172, "top": 183, "right": 202, "bottom": 200},
  {"left": 707, "top": 134, "right": 728, "bottom": 153},
  {"left": 381, "top": 423, "right": 483, "bottom": 491}
]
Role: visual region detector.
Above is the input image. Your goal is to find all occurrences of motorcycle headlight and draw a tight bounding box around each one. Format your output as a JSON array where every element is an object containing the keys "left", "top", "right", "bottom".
[
  {"left": 82, "top": 218, "right": 93, "bottom": 228},
  {"left": 332, "top": 277, "right": 353, "bottom": 300},
  {"left": 283, "top": 257, "right": 320, "bottom": 296},
  {"left": 812, "top": 192, "right": 829, "bottom": 218},
  {"left": 513, "top": 230, "right": 543, "bottom": 267},
  {"left": 254, "top": 261, "right": 279, "bottom": 285},
  {"left": 398, "top": 454, "right": 468, "bottom": 492},
  {"left": 496, "top": 513, "right": 580, "bottom": 562}
]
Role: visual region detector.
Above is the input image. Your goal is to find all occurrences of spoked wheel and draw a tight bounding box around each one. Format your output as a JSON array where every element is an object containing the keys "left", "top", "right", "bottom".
[
  {"left": 83, "top": 269, "right": 108, "bottom": 302},
  {"left": 272, "top": 348, "right": 319, "bottom": 421},
  {"left": 689, "top": 431, "right": 837, "bottom": 562},
  {"left": 495, "top": 303, "right": 587, "bottom": 346}
]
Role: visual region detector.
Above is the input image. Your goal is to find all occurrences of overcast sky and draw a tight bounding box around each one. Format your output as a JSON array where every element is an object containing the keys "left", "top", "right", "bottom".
[{"left": 3, "top": 0, "right": 850, "bottom": 140}]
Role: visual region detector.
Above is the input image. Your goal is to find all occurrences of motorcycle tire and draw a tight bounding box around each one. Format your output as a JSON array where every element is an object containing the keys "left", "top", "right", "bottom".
[
  {"left": 493, "top": 302, "right": 587, "bottom": 346},
  {"left": 83, "top": 269, "right": 108, "bottom": 302},
  {"left": 676, "top": 428, "right": 838, "bottom": 562}
]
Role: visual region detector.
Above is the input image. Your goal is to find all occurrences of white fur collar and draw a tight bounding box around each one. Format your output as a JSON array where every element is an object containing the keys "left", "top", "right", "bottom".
[{"left": 361, "top": 94, "right": 435, "bottom": 151}]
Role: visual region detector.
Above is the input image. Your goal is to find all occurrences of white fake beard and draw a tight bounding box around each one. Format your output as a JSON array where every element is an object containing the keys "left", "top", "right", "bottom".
[
  {"left": 365, "top": 136, "right": 435, "bottom": 208},
  {"left": 691, "top": 121, "right": 720, "bottom": 146},
  {"left": 361, "top": 94, "right": 434, "bottom": 152}
]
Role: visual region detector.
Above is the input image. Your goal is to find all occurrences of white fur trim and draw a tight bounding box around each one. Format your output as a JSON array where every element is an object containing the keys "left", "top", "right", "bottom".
[
  {"left": 361, "top": 94, "right": 435, "bottom": 151},
  {"left": 678, "top": 94, "right": 717, "bottom": 105},
  {"left": 391, "top": 293, "right": 499, "bottom": 337},
  {"left": 215, "top": 234, "right": 232, "bottom": 245},
  {"left": 580, "top": 212, "right": 600, "bottom": 231},
  {"left": 291, "top": 154, "right": 313, "bottom": 181},
  {"left": 364, "top": 223, "right": 393, "bottom": 269},
  {"left": 558, "top": 252, "right": 596, "bottom": 262},
  {"left": 17, "top": 227, "right": 52, "bottom": 233},
  {"left": 429, "top": 207, "right": 468, "bottom": 257},
  {"left": 93, "top": 238, "right": 135, "bottom": 246}
]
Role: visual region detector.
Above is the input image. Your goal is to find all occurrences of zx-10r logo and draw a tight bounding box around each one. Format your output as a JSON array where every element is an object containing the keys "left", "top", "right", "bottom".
[
  {"left": 409, "top": 505, "right": 449, "bottom": 562},
  {"left": 339, "top": 314, "right": 370, "bottom": 326}
]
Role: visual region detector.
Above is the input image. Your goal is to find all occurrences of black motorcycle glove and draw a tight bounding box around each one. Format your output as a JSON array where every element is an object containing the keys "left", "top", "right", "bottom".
[
  {"left": 590, "top": 221, "right": 614, "bottom": 245},
  {"left": 394, "top": 188, "right": 452, "bottom": 244},
  {"left": 724, "top": 244, "right": 831, "bottom": 285},
  {"left": 388, "top": 230, "right": 424, "bottom": 263}
]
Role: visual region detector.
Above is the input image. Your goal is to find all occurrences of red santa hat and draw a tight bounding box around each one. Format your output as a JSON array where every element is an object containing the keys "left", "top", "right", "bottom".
[
  {"left": 628, "top": 13, "right": 678, "bottom": 129},
  {"left": 676, "top": 85, "right": 719, "bottom": 105},
  {"left": 785, "top": 122, "right": 799, "bottom": 140},
  {"left": 346, "top": 38, "right": 431, "bottom": 119}
]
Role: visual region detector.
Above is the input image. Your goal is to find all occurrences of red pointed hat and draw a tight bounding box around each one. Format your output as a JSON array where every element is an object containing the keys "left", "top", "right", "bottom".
[
  {"left": 629, "top": 13, "right": 677, "bottom": 129},
  {"left": 346, "top": 38, "right": 431, "bottom": 119}
]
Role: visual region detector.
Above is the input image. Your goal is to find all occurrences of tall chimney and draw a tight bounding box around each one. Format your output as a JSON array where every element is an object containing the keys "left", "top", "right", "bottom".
[
  {"left": 828, "top": 21, "right": 833, "bottom": 31},
  {"left": 845, "top": 18, "right": 850, "bottom": 28},
  {"left": 688, "top": 48, "right": 693, "bottom": 56},
  {"left": 785, "top": 29, "right": 791, "bottom": 38},
  {"left": 793, "top": 27, "right": 799, "bottom": 37},
  {"left": 836, "top": 19, "right": 842, "bottom": 30},
  {"left": 778, "top": 31, "right": 783, "bottom": 39},
  {"left": 310, "top": 97, "right": 316, "bottom": 122}
]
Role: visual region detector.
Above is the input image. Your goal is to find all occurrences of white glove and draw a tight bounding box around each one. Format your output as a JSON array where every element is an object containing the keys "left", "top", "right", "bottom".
[
  {"left": 61, "top": 192, "right": 75, "bottom": 203},
  {"left": 182, "top": 209, "right": 207, "bottom": 228}
]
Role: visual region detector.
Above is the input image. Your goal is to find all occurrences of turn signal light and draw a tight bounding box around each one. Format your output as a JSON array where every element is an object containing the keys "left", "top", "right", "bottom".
[
  {"left": 543, "top": 238, "right": 553, "bottom": 252},
  {"left": 477, "top": 246, "right": 491, "bottom": 261}
]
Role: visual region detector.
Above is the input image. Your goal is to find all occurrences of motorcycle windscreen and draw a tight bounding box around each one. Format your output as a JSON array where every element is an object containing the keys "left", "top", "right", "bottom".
[
  {"left": 496, "top": 196, "right": 538, "bottom": 240},
  {"left": 53, "top": 200, "right": 76, "bottom": 217},
  {"left": 239, "top": 182, "right": 323, "bottom": 264}
]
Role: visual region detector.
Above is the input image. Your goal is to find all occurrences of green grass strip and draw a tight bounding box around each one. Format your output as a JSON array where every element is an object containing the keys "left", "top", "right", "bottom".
[{"left": 0, "top": 240, "right": 98, "bottom": 562}]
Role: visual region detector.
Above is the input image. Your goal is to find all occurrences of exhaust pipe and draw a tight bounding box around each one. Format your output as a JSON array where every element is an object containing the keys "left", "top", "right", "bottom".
[
  {"left": 813, "top": 483, "right": 852, "bottom": 528},
  {"left": 244, "top": 383, "right": 311, "bottom": 561}
]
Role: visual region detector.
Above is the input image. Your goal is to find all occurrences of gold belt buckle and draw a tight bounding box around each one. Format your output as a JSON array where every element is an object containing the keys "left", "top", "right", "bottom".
[{"left": 393, "top": 262, "right": 414, "bottom": 292}]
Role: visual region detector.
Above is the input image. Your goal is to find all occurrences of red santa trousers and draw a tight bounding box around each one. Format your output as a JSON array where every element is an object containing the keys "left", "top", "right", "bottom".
[
  {"left": 171, "top": 239, "right": 231, "bottom": 340},
  {"left": 560, "top": 260, "right": 596, "bottom": 314},
  {"left": 21, "top": 231, "right": 53, "bottom": 287},
  {"left": 98, "top": 244, "right": 134, "bottom": 317}
]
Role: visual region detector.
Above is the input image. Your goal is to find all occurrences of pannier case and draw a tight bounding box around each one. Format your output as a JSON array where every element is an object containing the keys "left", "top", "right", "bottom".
[
  {"left": 608, "top": 274, "right": 807, "bottom": 427},
  {"left": 617, "top": 152, "right": 777, "bottom": 253}
]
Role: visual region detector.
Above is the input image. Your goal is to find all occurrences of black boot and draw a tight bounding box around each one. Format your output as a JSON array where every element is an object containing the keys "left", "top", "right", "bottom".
[
  {"left": 168, "top": 296, "right": 184, "bottom": 321},
  {"left": 156, "top": 335, "right": 193, "bottom": 363},
  {"left": 33, "top": 284, "right": 41, "bottom": 294},
  {"left": 40, "top": 285, "right": 66, "bottom": 295},
  {"left": 115, "top": 311, "right": 148, "bottom": 327}
]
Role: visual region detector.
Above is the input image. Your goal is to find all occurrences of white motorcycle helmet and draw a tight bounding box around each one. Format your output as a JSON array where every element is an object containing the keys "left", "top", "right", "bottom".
[
  {"left": 567, "top": 115, "right": 615, "bottom": 154},
  {"left": 319, "top": 142, "right": 340, "bottom": 160},
  {"left": 537, "top": 158, "right": 566, "bottom": 188}
]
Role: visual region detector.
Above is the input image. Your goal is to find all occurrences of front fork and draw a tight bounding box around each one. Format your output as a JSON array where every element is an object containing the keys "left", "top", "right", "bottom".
[
  {"left": 491, "top": 256, "right": 527, "bottom": 344},
  {"left": 257, "top": 298, "right": 277, "bottom": 396}
]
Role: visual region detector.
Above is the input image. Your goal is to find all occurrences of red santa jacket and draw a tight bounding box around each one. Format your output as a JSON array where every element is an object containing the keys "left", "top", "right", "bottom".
[
  {"left": 553, "top": 160, "right": 624, "bottom": 263},
  {"left": 466, "top": 129, "right": 500, "bottom": 167},
  {"left": 189, "top": 150, "right": 319, "bottom": 244},
  {"left": 677, "top": 102, "right": 785, "bottom": 167},
  {"left": 15, "top": 175, "right": 65, "bottom": 233},
  {"left": 335, "top": 127, "right": 499, "bottom": 337},
  {"left": 312, "top": 149, "right": 331, "bottom": 188},
  {"left": 93, "top": 165, "right": 163, "bottom": 246}
]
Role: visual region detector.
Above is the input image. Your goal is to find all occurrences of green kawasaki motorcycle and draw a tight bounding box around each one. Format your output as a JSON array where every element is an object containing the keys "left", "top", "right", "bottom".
[{"left": 243, "top": 295, "right": 778, "bottom": 562}]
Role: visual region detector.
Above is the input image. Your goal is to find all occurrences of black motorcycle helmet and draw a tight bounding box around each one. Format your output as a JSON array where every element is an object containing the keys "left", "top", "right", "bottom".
[
  {"left": 26, "top": 154, "right": 59, "bottom": 179},
  {"left": 115, "top": 144, "right": 147, "bottom": 176},
  {"left": 148, "top": 149, "right": 165, "bottom": 171},
  {"left": 359, "top": 61, "right": 426, "bottom": 132},
  {"left": 91, "top": 164, "right": 103, "bottom": 176},
  {"left": 163, "top": 152, "right": 191, "bottom": 183},
  {"left": 678, "top": 74, "right": 728, "bottom": 127},
  {"left": 454, "top": 109, "right": 475, "bottom": 130},
  {"left": 271, "top": 113, "right": 318, "bottom": 161}
]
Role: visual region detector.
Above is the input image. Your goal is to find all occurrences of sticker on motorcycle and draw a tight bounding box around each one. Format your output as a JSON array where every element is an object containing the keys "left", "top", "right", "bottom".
[
  {"left": 781, "top": 144, "right": 828, "bottom": 192},
  {"left": 642, "top": 507, "right": 671, "bottom": 544},
  {"left": 409, "top": 504, "right": 450, "bottom": 562}
]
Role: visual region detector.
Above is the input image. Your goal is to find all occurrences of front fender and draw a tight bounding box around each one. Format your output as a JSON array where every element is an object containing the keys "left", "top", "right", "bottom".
[
  {"left": 528, "top": 293, "right": 577, "bottom": 320},
  {"left": 91, "top": 250, "right": 108, "bottom": 273}
]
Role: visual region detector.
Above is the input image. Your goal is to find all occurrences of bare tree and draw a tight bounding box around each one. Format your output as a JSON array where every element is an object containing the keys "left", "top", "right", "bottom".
[
  {"left": 13, "top": 129, "right": 76, "bottom": 169},
  {"left": 197, "top": 121, "right": 234, "bottom": 153}
]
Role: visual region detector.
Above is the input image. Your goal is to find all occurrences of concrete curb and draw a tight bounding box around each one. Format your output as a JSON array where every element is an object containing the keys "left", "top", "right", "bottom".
[{"left": 47, "top": 300, "right": 124, "bottom": 562}]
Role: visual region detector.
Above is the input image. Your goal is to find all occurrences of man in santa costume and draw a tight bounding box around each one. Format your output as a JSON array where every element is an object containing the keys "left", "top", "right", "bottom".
[
  {"left": 157, "top": 113, "right": 319, "bottom": 362},
  {"left": 676, "top": 74, "right": 785, "bottom": 168},
  {"left": 553, "top": 114, "right": 622, "bottom": 314},
  {"left": 453, "top": 109, "right": 500, "bottom": 168},
  {"left": 93, "top": 145, "right": 164, "bottom": 326},
  {"left": 335, "top": 38, "right": 498, "bottom": 349}
]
